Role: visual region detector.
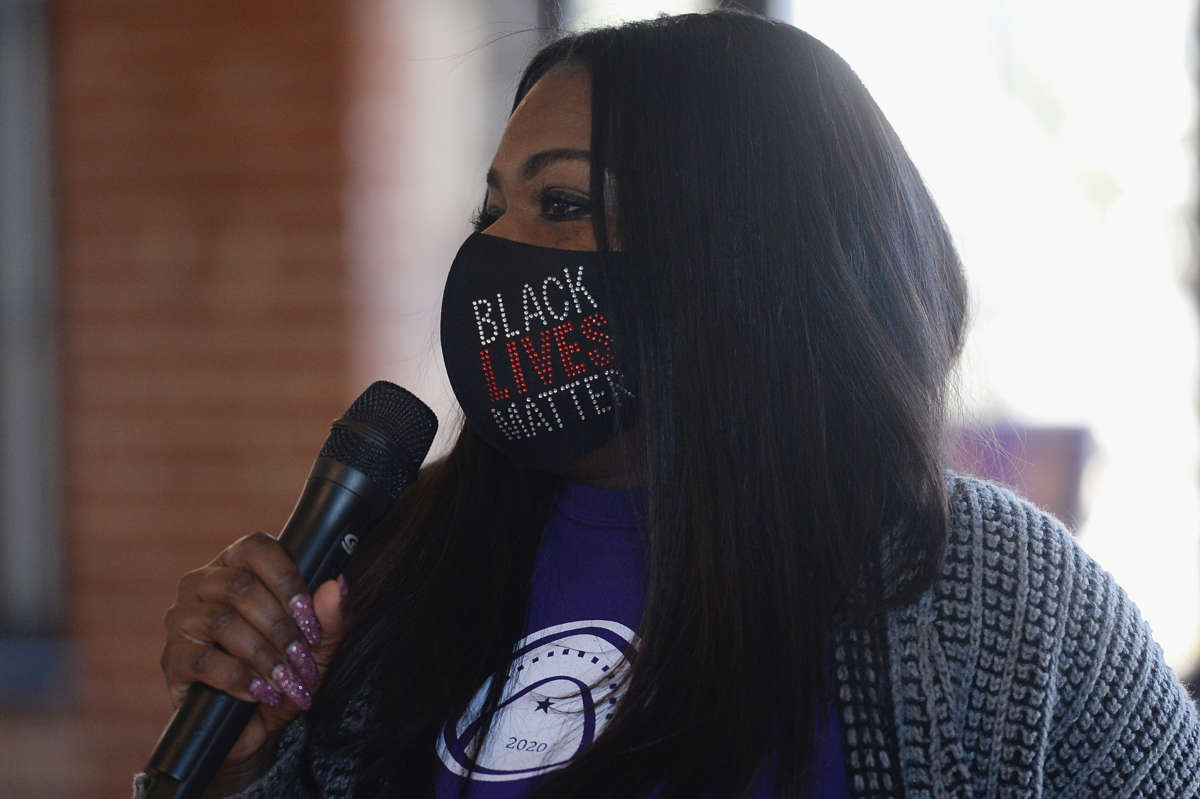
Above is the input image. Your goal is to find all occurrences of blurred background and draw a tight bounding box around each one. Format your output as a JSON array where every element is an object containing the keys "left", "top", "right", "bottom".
[{"left": 1, "top": 0, "right": 1196, "bottom": 794}]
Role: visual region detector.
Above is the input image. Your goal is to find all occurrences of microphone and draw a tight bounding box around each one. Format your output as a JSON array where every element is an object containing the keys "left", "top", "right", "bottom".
[{"left": 140, "top": 381, "right": 438, "bottom": 799}]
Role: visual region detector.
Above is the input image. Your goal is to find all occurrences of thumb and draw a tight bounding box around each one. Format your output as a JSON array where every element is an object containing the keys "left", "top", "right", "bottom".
[{"left": 309, "top": 575, "right": 349, "bottom": 670}]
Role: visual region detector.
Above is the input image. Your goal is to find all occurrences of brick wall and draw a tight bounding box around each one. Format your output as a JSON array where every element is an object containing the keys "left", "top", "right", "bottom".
[{"left": 8, "top": 2, "right": 351, "bottom": 795}]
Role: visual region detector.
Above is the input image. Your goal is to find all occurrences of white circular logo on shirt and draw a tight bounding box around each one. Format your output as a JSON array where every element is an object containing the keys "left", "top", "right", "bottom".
[{"left": 436, "top": 619, "right": 636, "bottom": 782}]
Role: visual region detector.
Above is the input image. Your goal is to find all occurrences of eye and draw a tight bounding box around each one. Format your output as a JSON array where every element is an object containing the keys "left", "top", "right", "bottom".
[{"left": 540, "top": 190, "right": 592, "bottom": 222}]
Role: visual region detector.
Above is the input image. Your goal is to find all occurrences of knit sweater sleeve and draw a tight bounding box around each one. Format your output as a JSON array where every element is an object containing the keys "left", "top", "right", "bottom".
[
  {"left": 1042, "top": 509, "right": 1200, "bottom": 796},
  {"left": 900, "top": 475, "right": 1200, "bottom": 798}
]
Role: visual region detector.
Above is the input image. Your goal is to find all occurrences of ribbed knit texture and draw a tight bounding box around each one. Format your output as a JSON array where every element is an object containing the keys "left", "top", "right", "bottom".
[{"left": 134, "top": 474, "right": 1200, "bottom": 798}]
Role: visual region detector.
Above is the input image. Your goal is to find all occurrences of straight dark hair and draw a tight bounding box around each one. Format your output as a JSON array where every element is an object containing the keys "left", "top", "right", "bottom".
[{"left": 313, "top": 10, "right": 968, "bottom": 798}]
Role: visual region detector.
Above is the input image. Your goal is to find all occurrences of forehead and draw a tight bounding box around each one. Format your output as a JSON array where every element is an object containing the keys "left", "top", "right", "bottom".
[{"left": 495, "top": 64, "right": 591, "bottom": 164}]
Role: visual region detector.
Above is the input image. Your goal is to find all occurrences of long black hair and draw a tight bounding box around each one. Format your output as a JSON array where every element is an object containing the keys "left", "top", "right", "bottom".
[{"left": 314, "top": 10, "right": 968, "bottom": 798}]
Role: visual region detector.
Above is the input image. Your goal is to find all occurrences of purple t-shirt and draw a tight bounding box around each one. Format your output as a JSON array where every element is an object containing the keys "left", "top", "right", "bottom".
[{"left": 433, "top": 482, "right": 849, "bottom": 798}]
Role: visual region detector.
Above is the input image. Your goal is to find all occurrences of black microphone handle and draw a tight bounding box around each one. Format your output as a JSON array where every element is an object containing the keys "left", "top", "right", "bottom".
[
  {"left": 139, "top": 688, "right": 258, "bottom": 799},
  {"left": 142, "top": 458, "right": 391, "bottom": 799}
]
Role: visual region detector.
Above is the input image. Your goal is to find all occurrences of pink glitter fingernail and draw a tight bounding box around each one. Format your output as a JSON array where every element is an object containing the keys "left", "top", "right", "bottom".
[
  {"left": 338, "top": 574, "right": 349, "bottom": 605},
  {"left": 286, "top": 640, "right": 320, "bottom": 688},
  {"left": 249, "top": 678, "right": 284, "bottom": 708},
  {"left": 271, "top": 664, "right": 312, "bottom": 710},
  {"left": 288, "top": 594, "right": 322, "bottom": 646}
]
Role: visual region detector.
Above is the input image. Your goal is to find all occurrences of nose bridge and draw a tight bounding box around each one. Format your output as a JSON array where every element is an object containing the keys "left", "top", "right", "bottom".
[
  {"left": 478, "top": 188, "right": 540, "bottom": 244},
  {"left": 481, "top": 211, "right": 519, "bottom": 241},
  {"left": 483, "top": 215, "right": 561, "bottom": 250}
]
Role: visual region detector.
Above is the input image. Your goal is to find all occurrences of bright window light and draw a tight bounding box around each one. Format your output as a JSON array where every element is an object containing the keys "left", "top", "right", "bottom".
[
  {"left": 790, "top": 0, "right": 1199, "bottom": 670},
  {"left": 563, "top": 0, "right": 708, "bottom": 30}
]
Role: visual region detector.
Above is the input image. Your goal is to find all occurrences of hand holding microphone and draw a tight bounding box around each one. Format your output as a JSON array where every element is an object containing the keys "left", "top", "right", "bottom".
[
  {"left": 140, "top": 382, "right": 437, "bottom": 799},
  {"left": 158, "top": 534, "right": 350, "bottom": 787}
]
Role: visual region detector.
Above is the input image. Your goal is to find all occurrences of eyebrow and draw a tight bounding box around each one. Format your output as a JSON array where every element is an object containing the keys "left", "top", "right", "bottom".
[{"left": 486, "top": 148, "right": 592, "bottom": 187}]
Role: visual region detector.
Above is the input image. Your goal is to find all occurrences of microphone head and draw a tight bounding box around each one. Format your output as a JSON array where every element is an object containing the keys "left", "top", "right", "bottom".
[{"left": 318, "top": 381, "right": 438, "bottom": 503}]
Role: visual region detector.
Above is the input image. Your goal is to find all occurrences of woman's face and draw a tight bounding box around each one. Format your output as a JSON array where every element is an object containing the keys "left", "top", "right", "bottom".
[
  {"left": 477, "top": 63, "right": 610, "bottom": 251},
  {"left": 474, "top": 63, "right": 634, "bottom": 486}
]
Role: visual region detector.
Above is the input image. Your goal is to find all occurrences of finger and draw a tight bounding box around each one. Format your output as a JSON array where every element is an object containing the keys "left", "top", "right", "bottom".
[
  {"left": 176, "top": 600, "right": 316, "bottom": 700},
  {"left": 310, "top": 576, "right": 349, "bottom": 663},
  {"left": 168, "top": 680, "right": 188, "bottom": 709},
  {"left": 225, "top": 711, "right": 271, "bottom": 767},
  {"left": 218, "top": 532, "right": 322, "bottom": 646},
  {"left": 162, "top": 640, "right": 270, "bottom": 705},
  {"left": 189, "top": 567, "right": 319, "bottom": 690},
  {"left": 247, "top": 678, "right": 285, "bottom": 709},
  {"left": 163, "top": 633, "right": 311, "bottom": 712}
]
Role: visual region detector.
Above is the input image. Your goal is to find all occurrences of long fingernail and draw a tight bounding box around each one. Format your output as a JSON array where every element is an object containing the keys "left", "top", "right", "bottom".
[
  {"left": 337, "top": 574, "right": 349, "bottom": 606},
  {"left": 271, "top": 664, "right": 312, "bottom": 710},
  {"left": 288, "top": 594, "right": 322, "bottom": 646},
  {"left": 287, "top": 640, "right": 319, "bottom": 688},
  {"left": 249, "top": 677, "right": 284, "bottom": 708}
]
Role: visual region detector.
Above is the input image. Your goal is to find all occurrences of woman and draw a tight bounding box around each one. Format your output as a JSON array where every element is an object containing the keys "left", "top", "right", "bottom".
[{"left": 137, "top": 10, "right": 1200, "bottom": 798}]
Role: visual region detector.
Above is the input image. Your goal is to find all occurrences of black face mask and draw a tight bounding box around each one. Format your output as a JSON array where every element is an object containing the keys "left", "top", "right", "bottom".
[{"left": 440, "top": 233, "right": 635, "bottom": 470}]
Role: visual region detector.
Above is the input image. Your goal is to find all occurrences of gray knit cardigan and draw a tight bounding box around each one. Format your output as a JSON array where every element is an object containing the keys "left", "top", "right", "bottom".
[{"left": 134, "top": 474, "right": 1200, "bottom": 798}]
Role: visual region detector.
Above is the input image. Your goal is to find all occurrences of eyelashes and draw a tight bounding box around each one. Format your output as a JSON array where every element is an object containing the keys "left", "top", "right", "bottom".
[
  {"left": 470, "top": 189, "right": 593, "bottom": 233},
  {"left": 540, "top": 190, "right": 592, "bottom": 221},
  {"left": 470, "top": 206, "right": 498, "bottom": 233}
]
